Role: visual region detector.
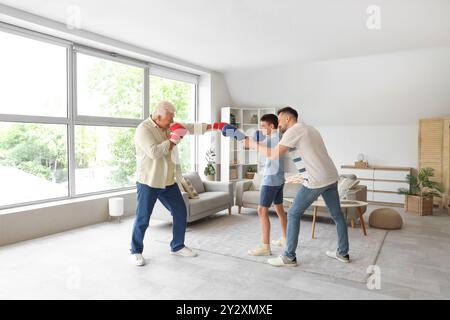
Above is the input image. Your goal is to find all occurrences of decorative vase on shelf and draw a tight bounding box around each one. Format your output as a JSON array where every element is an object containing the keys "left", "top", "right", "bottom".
[
  {"left": 250, "top": 114, "right": 258, "bottom": 124},
  {"left": 246, "top": 166, "right": 257, "bottom": 179},
  {"left": 245, "top": 172, "right": 255, "bottom": 179},
  {"left": 355, "top": 153, "right": 369, "bottom": 168}
]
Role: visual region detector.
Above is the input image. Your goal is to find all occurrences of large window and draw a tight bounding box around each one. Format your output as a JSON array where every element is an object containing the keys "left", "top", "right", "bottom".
[
  {"left": 74, "top": 126, "right": 136, "bottom": 194},
  {"left": 77, "top": 53, "right": 144, "bottom": 119},
  {"left": 0, "top": 25, "right": 199, "bottom": 209},
  {"left": 0, "top": 29, "right": 69, "bottom": 207},
  {"left": 0, "top": 122, "right": 68, "bottom": 207},
  {"left": 74, "top": 51, "right": 144, "bottom": 195},
  {"left": 0, "top": 31, "right": 67, "bottom": 117}
]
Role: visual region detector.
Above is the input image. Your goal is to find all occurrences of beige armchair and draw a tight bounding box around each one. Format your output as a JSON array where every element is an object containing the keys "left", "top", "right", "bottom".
[{"left": 235, "top": 173, "right": 300, "bottom": 213}]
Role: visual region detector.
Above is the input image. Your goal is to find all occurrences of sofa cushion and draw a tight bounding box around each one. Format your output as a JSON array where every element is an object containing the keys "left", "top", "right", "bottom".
[
  {"left": 250, "top": 173, "right": 262, "bottom": 191},
  {"left": 242, "top": 190, "right": 260, "bottom": 205},
  {"left": 349, "top": 180, "right": 360, "bottom": 189},
  {"left": 180, "top": 177, "right": 199, "bottom": 199},
  {"left": 338, "top": 176, "right": 357, "bottom": 199},
  {"left": 340, "top": 174, "right": 357, "bottom": 180},
  {"left": 189, "top": 191, "right": 230, "bottom": 216},
  {"left": 183, "top": 172, "right": 205, "bottom": 194}
]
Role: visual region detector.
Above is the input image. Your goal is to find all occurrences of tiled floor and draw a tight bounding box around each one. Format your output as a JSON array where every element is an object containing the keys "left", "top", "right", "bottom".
[{"left": 0, "top": 205, "right": 449, "bottom": 300}]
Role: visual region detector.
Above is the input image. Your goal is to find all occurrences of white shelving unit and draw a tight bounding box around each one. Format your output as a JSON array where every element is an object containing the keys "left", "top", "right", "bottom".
[
  {"left": 220, "top": 107, "right": 277, "bottom": 182},
  {"left": 340, "top": 165, "right": 412, "bottom": 207}
]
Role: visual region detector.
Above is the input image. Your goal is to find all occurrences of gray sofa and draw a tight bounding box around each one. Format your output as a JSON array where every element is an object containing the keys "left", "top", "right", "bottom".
[
  {"left": 151, "top": 172, "right": 234, "bottom": 223},
  {"left": 235, "top": 173, "right": 367, "bottom": 223}
]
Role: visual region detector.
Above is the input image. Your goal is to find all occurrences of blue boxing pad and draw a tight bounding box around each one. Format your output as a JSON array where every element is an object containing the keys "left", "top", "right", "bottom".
[
  {"left": 222, "top": 124, "right": 246, "bottom": 141},
  {"left": 252, "top": 130, "right": 266, "bottom": 142}
]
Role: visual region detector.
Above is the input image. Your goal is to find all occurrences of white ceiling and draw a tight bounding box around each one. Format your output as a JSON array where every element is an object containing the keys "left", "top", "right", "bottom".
[{"left": 1, "top": 0, "right": 449, "bottom": 72}]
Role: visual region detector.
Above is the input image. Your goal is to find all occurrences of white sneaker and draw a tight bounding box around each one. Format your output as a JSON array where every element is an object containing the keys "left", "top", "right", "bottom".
[
  {"left": 271, "top": 237, "right": 286, "bottom": 247},
  {"left": 132, "top": 253, "right": 145, "bottom": 266},
  {"left": 267, "top": 255, "right": 297, "bottom": 267},
  {"left": 171, "top": 246, "right": 198, "bottom": 257},
  {"left": 326, "top": 250, "right": 351, "bottom": 263},
  {"left": 248, "top": 244, "right": 272, "bottom": 256}
]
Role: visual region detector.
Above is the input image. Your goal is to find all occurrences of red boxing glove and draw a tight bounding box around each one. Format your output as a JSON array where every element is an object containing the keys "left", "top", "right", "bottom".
[
  {"left": 169, "top": 123, "right": 188, "bottom": 144},
  {"left": 212, "top": 122, "right": 229, "bottom": 130}
]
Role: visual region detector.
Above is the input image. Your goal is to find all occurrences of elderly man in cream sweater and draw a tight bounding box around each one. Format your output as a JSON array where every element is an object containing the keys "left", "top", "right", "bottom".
[{"left": 131, "top": 101, "right": 217, "bottom": 266}]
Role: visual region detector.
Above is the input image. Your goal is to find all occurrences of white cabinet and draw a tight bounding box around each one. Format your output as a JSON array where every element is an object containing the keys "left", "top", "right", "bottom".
[
  {"left": 373, "top": 181, "right": 409, "bottom": 192},
  {"left": 374, "top": 170, "right": 408, "bottom": 181},
  {"left": 373, "top": 192, "right": 406, "bottom": 204},
  {"left": 340, "top": 165, "right": 412, "bottom": 206},
  {"left": 358, "top": 180, "right": 374, "bottom": 191}
]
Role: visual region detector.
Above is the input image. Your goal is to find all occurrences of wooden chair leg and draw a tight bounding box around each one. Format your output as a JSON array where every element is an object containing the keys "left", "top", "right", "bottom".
[
  {"left": 238, "top": 206, "right": 241, "bottom": 214},
  {"left": 228, "top": 207, "right": 232, "bottom": 215},
  {"left": 311, "top": 206, "right": 318, "bottom": 239},
  {"left": 351, "top": 219, "right": 355, "bottom": 229},
  {"left": 357, "top": 207, "right": 367, "bottom": 236}
]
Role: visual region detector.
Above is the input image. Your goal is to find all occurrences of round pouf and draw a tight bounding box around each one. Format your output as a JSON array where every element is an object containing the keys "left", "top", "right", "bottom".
[{"left": 369, "top": 208, "right": 403, "bottom": 230}]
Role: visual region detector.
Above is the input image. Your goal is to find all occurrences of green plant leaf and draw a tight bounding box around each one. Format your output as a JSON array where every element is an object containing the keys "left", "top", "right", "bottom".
[{"left": 403, "top": 167, "right": 444, "bottom": 197}]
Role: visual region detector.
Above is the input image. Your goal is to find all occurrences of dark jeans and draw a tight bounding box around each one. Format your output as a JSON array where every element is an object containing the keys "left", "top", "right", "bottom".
[
  {"left": 130, "top": 182, "right": 187, "bottom": 254},
  {"left": 284, "top": 182, "right": 349, "bottom": 260}
]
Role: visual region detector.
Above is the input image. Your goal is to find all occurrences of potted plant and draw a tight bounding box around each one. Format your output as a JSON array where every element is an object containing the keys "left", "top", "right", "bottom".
[
  {"left": 230, "top": 113, "right": 237, "bottom": 126},
  {"left": 204, "top": 148, "right": 216, "bottom": 181},
  {"left": 398, "top": 167, "right": 443, "bottom": 216},
  {"left": 245, "top": 166, "right": 258, "bottom": 179}
]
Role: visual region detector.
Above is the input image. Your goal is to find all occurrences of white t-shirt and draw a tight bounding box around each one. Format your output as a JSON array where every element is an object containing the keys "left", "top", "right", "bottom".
[{"left": 279, "top": 123, "right": 339, "bottom": 189}]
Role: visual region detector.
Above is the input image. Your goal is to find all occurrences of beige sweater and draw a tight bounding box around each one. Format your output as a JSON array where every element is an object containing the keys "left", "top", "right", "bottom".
[{"left": 134, "top": 117, "right": 208, "bottom": 189}]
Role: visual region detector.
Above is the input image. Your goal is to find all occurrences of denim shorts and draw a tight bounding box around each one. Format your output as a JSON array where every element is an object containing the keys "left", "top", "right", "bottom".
[{"left": 259, "top": 184, "right": 284, "bottom": 208}]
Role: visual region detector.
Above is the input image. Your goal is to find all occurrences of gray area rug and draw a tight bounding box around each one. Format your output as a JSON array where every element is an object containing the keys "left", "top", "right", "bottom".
[{"left": 149, "top": 212, "right": 387, "bottom": 283}]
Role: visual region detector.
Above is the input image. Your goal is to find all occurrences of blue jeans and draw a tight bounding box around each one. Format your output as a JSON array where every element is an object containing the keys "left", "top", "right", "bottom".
[
  {"left": 284, "top": 182, "right": 349, "bottom": 260},
  {"left": 130, "top": 182, "right": 187, "bottom": 254}
]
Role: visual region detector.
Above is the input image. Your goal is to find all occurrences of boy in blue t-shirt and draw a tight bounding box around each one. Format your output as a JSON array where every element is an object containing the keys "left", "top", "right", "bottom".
[{"left": 247, "top": 114, "right": 287, "bottom": 256}]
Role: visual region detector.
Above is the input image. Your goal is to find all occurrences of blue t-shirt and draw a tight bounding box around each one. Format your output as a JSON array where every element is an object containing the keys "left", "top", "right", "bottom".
[{"left": 261, "top": 133, "right": 285, "bottom": 186}]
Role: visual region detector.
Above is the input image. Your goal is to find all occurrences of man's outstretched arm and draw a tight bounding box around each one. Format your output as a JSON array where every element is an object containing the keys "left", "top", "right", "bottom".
[
  {"left": 180, "top": 122, "right": 212, "bottom": 135},
  {"left": 245, "top": 138, "right": 289, "bottom": 160}
]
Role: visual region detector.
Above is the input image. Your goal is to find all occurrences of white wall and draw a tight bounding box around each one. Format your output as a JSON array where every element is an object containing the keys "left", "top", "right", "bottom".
[
  {"left": 198, "top": 72, "right": 232, "bottom": 179},
  {"left": 225, "top": 46, "right": 450, "bottom": 169},
  {"left": 316, "top": 124, "right": 418, "bottom": 168},
  {"left": 211, "top": 72, "right": 232, "bottom": 176},
  {"left": 211, "top": 72, "right": 232, "bottom": 120},
  {"left": 0, "top": 190, "right": 137, "bottom": 246}
]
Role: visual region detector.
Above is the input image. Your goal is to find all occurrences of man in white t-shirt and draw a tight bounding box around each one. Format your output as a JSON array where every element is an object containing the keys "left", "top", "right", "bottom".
[{"left": 246, "top": 107, "right": 350, "bottom": 267}]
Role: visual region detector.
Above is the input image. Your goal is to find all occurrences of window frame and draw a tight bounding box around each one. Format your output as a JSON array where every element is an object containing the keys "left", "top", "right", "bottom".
[
  {"left": 0, "top": 22, "right": 200, "bottom": 210},
  {"left": 71, "top": 48, "right": 146, "bottom": 196},
  {"left": 0, "top": 23, "right": 72, "bottom": 209}
]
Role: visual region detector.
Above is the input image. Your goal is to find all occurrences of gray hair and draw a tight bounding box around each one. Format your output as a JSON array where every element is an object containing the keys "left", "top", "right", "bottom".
[{"left": 154, "top": 101, "right": 175, "bottom": 117}]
